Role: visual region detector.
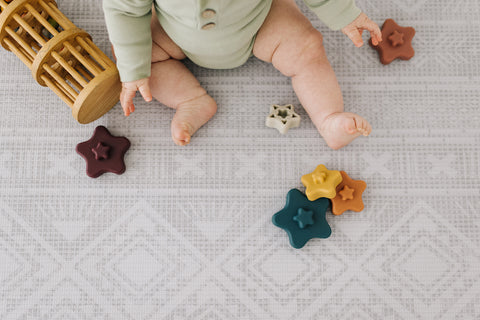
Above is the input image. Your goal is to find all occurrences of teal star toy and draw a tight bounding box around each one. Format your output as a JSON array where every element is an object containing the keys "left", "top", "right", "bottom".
[
  {"left": 272, "top": 189, "right": 331, "bottom": 249},
  {"left": 293, "top": 208, "right": 314, "bottom": 229}
]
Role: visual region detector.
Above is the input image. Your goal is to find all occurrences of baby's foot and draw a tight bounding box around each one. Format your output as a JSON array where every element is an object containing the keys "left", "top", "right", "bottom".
[
  {"left": 319, "top": 112, "right": 372, "bottom": 150},
  {"left": 171, "top": 93, "right": 217, "bottom": 146}
]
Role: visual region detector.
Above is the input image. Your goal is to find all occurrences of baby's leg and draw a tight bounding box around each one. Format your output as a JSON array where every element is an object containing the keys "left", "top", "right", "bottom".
[
  {"left": 253, "top": 0, "right": 371, "bottom": 149},
  {"left": 149, "top": 14, "right": 216, "bottom": 146}
]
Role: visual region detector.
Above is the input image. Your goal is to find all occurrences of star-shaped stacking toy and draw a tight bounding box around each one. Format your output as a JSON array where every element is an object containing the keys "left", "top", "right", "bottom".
[
  {"left": 301, "top": 164, "right": 342, "bottom": 201},
  {"left": 272, "top": 189, "right": 331, "bottom": 249},
  {"left": 265, "top": 104, "right": 301, "bottom": 134},
  {"left": 370, "top": 19, "right": 415, "bottom": 65},
  {"left": 331, "top": 171, "right": 367, "bottom": 215},
  {"left": 76, "top": 126, "right": 130, "bottom": 178}
]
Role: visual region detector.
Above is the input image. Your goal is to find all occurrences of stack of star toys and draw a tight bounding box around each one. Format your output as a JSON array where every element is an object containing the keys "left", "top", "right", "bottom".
[{"left": 272, "top": 164, "right": 367, "bottom": 249}]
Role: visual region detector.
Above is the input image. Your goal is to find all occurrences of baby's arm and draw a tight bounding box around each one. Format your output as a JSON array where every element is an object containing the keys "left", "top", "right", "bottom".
[
  {"left": 103, "top": 0, "right": 154, "bottom": 116},
  {"left": 303, "top": 0, "right": 381, "bottom": 47}
]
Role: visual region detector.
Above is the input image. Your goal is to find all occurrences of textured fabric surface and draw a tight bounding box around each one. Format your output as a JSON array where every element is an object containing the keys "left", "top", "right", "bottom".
[{"left": 0, "top": 0, "right": 479, "bottom": 319}]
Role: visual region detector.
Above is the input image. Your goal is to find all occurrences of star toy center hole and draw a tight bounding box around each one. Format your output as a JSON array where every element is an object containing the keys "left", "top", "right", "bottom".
[{"left": 278, "top": 110, "right": 288, "bottom": 118}]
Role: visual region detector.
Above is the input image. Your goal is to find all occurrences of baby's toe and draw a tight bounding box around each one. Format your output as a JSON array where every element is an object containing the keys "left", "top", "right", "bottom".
[
  {"left": 172, "top": 123, "right": 192, "bottom": 146},
  {"left": 174, "top": 137, "right": 190, "bottom": 146},
  {"left": 359, "top": 128, "right": 369, "bottom": 136},
  {"left": 173, "top": 135, "right": 191, "bottom": 146},
  {"left": 344, "top": 118, "right": 359, "bottom": 134},
  {"left": 354, "top": 116, "right": 371, "bottom": 135},
  {"left": 363, "top": 121, "right": 372, "bottom": 135}
]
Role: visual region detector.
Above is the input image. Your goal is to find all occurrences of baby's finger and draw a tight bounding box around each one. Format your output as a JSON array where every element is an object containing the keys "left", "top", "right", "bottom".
[
  {"left": 121, "top": 87, "right": 137, "bottom": 116},
  {"left": 343, "top": 28, "right": 364, "bottom": 47},
  {"left": 372, "top": 29, "right": 382, "bottom": 45},
  {"left": 370, "top": 31, "right": 379, "bottom": 46},
  {"left": 138, "top": 84, "right": 152, "bottom": 102},
  {"left": 119, "top": 90, "right": 128, "bottom": 116},
  {"left": 364, "top": 21, "right": 382, "bottom": 45}
]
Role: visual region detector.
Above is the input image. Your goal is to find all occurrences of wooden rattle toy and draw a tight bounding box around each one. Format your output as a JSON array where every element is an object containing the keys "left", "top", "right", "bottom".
[{"left": 0, "top": 0, "right": 121, "bottom": 123}]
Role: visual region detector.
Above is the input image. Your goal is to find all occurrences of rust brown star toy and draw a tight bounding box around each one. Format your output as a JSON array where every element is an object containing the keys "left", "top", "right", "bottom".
[
  {"left": 370, "top": 19, "right": 415, "bottom": 65},
  {"left": 331, "top": 171, "right": 367, "bottom": 216},
  {"left": 76, "top": 126, "right": 130, "bottom": 178}
]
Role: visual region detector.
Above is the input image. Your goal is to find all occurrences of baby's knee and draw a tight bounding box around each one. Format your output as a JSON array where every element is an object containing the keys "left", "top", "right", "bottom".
[
  {"left": 274, "top": 27, "right": 327, "bottom": 76},
  {"left": 296, "top": 28, "right": 326, "bottom": 65}
]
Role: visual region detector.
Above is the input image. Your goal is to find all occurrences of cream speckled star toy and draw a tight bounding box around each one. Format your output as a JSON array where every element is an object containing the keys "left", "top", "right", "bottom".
[{"left": 265, "top": 104, "right": 301, "bottom": 134}]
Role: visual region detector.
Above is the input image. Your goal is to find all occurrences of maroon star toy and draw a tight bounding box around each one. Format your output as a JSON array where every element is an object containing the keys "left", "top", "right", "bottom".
[
  {"left": 76, "top": 126, "right": 130, "bottom": 178},
  {"left": 370, "top": 19, "right": 415, "bottom": 65}
]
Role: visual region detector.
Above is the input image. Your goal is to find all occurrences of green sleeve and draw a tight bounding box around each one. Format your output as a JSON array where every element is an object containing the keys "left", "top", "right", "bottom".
[
  {"left": 102, "top": 0, "right": 153, "bottom": 82},
  {"left": 303, "top": 0, "right": 362, "bottom": 30}
]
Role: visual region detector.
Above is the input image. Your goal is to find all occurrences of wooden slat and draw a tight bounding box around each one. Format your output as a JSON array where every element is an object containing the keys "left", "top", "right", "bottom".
[
  {"left": 3, "top": 38, "right": 32, "bottom": 67},
  {"left": 51, "top": 51, "right": 88, "bottom": 87},
  {"left": 30, "top": 41, "right": 41, "bottom": 52},
  {"left": 41, "top": 74, "right": 74, "bottom": 107},
  {"left": 0, "top": 0, "right": 8, "bottom": 11},
  {"left": 78, "top": 37, "right": 114, "bottom": 68},
  {"left": 12, "top": 13, "right": 46, "bottom": 47},
  {"left": 75, "top": 64, "right": 93, "bottom": 81},
  {"left": 25, "top": 3, "right": 59, "bottom": 37},
  {"left": 84, "top": 56, "right": 102, "bottom": 74},
  {"left": 63, "top": 41, "right": 100, "bottom": 76},
  {"left": 65, "top": 74, "right": 83, "bottom": 92},
  {"left": 39, "top": 0, "right": 75, "bottom": 29},
  {"left": 43, "top": 63, "right": 78, "bottom": 100},
  {"left": 5, "top": 26, "right": 36, "bottom": 59}
]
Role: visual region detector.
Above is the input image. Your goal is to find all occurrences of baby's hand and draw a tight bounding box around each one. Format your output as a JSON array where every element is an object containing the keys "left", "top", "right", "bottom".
[
  {"left": 341, "top": 12, "right": 382, "bottom": 47},
  {"left": 120, "top": 78, "right": 152, "bottom": 116}
]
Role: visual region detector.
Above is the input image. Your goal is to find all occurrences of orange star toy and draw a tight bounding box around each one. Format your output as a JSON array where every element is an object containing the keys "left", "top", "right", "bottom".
[
  {"left": 301, "top": 165, "right": 342, "bottom": 200},
  {"left": 370, "top": 19, "right": 415, "bottom": 65},
  {"left": 331, "top": 171, "right": 367, "bottom": 215}
]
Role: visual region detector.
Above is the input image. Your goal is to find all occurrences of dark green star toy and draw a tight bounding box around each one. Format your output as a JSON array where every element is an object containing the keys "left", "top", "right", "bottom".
[{"left": 272, "top": 189, "right": 331, "bottom": 249}]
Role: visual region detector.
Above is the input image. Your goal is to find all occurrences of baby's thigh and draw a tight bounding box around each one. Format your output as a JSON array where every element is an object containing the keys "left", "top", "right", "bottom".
[
  {"left": 253, "top": 0, "right": 323, "bottom": 65},
  {"left": 151, "top": 10, "right": 186, "bottom": 62}
]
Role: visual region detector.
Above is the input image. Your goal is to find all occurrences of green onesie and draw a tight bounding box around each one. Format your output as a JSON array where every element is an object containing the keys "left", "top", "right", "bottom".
[{"left": 103, "top": 0, "right": 361, "bottom": 82}]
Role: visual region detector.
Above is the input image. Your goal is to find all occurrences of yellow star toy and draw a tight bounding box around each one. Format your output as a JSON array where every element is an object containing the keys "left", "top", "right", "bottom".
[{"left": 301, "top": 165, "right": 342, "bottom": 200}]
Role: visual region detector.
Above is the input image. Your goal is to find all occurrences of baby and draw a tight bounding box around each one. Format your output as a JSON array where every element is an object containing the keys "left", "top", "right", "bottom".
[{"left": 103, "top": 0, "right": 382, "bottom": 149}]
